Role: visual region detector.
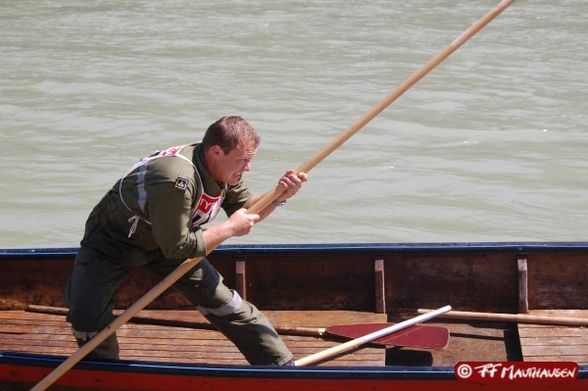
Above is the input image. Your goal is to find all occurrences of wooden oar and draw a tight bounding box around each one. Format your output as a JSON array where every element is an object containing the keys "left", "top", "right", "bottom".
[
  {"left": 32, "top": 1, "right": 515, "bottom": 389},
  {"left": 26, "top": 305, "right": 449, "bottom": 349},
  {"left": 295, "top": 305, "right": 451, "bottom": 366},
  {"left": 418, "top": 308, "right": 588, "bottom": 327}
]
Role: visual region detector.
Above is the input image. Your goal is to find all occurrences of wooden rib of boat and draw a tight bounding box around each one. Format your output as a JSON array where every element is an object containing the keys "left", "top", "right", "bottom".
[{"left": 1, "top": 242, "right": 587, "bottom": 390}]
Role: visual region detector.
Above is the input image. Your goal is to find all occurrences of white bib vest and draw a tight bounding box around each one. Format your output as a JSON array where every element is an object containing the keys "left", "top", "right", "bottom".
[{"left": 119, "top": 145, "right": 224, "bottom": 237}]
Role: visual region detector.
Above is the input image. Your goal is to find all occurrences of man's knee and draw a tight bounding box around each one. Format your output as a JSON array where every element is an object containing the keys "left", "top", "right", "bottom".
[
  {"left": 174, "top": 260, "right": 234, "bottom": 308},
  {"left": 196, "top": 289, "right": 243, "bottom": 317}
]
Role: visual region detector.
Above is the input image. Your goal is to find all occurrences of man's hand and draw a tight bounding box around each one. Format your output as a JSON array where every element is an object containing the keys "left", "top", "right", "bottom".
[
  {"left": 228, "top": 208, "right": 260, "bottom": 236},
  {"left": 276, "top": 169, "right": 308, "bottom": 202}
]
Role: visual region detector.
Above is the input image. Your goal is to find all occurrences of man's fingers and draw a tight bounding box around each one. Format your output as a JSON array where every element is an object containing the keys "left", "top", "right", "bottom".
[{"left": 249, "top": 213, "right": 260, "bottom": 223}]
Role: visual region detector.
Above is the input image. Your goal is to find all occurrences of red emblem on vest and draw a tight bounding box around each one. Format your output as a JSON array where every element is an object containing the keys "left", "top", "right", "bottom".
[{"left": 192, "top": 193, "right": 222, "bottom": 227}]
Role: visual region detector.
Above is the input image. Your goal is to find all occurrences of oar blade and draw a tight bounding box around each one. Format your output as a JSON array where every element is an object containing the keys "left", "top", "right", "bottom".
[{"left": 326, "top": 324, "right": 449, "bottom": 349}]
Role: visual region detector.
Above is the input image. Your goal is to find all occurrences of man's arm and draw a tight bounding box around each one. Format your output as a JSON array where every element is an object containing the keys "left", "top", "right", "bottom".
[
  {"left": 200, "top": 209, "right": 260, "bottom": 253},
  {"left": 193, "top": 169, "right": 308, "bottom": 260}
]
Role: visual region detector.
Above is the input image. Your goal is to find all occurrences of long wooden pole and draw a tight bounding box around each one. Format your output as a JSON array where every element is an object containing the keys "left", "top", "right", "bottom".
[
  {"left": 418, "top": 308, "right": 588, "bottom": 327},
  {"left": 295, "top": 305, "right": 451, "bottom": 366},
  {"left": 32, "top": 1, "right": 515, "bottom": 389},
  {"left": 249, "top": 0, "right": 516, "bottom": 215}
]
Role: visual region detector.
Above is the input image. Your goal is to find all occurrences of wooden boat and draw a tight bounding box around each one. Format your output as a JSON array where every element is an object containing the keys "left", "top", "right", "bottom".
[{"left": 1, "top": 242, "right": 587, "bottom": 390}]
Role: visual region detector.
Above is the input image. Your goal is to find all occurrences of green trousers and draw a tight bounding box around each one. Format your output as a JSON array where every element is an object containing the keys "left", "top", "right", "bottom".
[{"left": 64, "top": 246, "right": 293, "bottom": 365}]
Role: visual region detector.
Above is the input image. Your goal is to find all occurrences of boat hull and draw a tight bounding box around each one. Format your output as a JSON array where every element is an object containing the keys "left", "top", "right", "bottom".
[
  {"left": 1, "top": 242, "right": 587, "bottom": 389},
  {"left": 1, "top": 352, "right": 586, "bottom": 391}
]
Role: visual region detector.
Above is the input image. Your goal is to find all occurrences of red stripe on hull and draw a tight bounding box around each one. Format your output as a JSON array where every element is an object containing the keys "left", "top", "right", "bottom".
[{"left": 1, "top": 363, "right": 586, "bottom": 391}]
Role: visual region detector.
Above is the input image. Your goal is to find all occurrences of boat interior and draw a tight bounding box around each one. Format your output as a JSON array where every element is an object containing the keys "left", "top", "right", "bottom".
[{"left": 1, "top": 243, "right": 587, "bottom": 367}]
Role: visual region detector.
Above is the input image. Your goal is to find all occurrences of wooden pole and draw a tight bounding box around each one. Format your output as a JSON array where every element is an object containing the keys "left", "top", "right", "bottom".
[
  {"left": 32, "top": 1, "right": 515, "bottom": 389},
  {"left": 418, "top": 308, "right": 588, "bottom": 327},
  {"left": 294, "top": 305, "right": 451, "bottom": 366}
]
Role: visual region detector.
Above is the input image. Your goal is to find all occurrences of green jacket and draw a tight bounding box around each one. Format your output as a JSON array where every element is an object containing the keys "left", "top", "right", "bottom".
[{"left": 81, "top": 143, "right": 251, "bottom": 260}]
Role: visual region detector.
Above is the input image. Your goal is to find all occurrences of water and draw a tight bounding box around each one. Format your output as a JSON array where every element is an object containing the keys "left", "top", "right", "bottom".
[{"left": 1, "top": 0, "right": 587, "bottom": 248}]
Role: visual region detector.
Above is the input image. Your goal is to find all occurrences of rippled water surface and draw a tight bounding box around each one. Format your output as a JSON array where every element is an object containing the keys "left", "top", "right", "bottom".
[{"left": 1, "top": 0, "right": 587, "bottom": 248}]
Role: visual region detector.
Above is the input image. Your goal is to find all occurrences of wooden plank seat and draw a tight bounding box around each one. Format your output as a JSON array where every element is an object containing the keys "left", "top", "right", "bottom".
[
  {"left": 0, "top": 309, "right": 387, "bottom": 366},
  {"left": 518, "top": 309, "right": 588, "bottom": 364}
]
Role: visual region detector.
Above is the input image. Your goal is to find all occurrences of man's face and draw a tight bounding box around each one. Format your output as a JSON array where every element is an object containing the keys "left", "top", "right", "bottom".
[{"left": 213, "top": 143, "right": 258, "bottom": 185}]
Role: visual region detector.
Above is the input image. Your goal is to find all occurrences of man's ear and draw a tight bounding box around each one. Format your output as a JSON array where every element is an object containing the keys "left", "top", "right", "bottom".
[{"left": 209, "top": 145, "right": 224, "bottom": 159}]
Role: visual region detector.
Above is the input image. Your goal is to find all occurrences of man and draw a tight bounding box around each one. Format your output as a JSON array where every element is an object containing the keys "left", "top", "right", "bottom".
[{"left": 65, "top": 116, "right": 308, "bottom": 366}]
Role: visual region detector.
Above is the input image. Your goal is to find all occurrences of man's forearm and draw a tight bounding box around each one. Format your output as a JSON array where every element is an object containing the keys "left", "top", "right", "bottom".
[{"left": 200, "top": 221, "right": 235, "bottom": 256}]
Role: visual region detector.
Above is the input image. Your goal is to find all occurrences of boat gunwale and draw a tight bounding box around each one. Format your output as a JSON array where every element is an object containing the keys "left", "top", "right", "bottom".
[
  {"left": 0, "top": 351, "right": 456, "bottom": 380},
  {"left": 2, "top": 241, "right": 588, "bottom": 258}
]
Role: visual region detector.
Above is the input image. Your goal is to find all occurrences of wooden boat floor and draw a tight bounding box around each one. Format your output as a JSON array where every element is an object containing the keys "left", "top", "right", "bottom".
[
  {"left": 518, "top": 309, "right": 588, "bottom": 364},
  {"left": 0, "top": 309, "right": 387, "bottom": 366}
]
